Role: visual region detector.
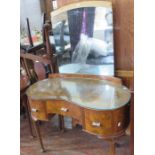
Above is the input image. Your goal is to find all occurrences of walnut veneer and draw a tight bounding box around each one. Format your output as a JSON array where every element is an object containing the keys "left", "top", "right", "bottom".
[{"left": 27, "top": 74, "right": 131, "bottom": 155}]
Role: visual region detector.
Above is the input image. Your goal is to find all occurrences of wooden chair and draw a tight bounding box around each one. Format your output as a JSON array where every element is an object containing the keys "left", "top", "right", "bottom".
[
  {"left": 20, "top": 51, "right": 54, "bottom": 82},
  {"left": 20, "top": 50, "right": 63, "bottom": 136},
  {"left": 20, "top": 51, "right": 54, "bottom": 137},
  {"left": 20, "top": 75, "right": 34, "bottom": 137},
  {"left": 20, "top": 14, "right": 46, "bottom": 55},
  {"left": 20, "top": 9, "right": 61, "bottom": 136}
]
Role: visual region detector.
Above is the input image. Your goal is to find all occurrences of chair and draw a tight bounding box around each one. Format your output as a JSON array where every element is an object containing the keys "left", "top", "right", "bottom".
[
  {"left": 20, "top": 49, "right": 63, "bottom": 136},
  {"left": 20, "top": 75, "right": 34, "bottom": 137},
  {"left": 20, "top": 14, "right": 46, "bottom": 55},
  {"left": 20, "top": 9, "right": 63, "bottom": 136},
  {"left": 20, "top": 51, "right": 53, "bottom": 137}
]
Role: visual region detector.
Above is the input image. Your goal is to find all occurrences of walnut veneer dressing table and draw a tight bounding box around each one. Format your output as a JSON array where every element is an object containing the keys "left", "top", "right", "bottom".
[
  {"left": 26, "top": 74, "right": 131, "bottom": 155},
  {"left": 26, "top": 1, "right": 131, "bottom": 154}
]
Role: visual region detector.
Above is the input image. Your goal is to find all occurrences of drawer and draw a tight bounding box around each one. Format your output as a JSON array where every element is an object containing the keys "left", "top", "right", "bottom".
[
  {"left": 84, "top": 109, "right": 112, "bottom": 136},
  {"left": 29, "top": 100, "right": 48, "bottom": 121},
  {"left": 112, "top": 105, "right": 130, "bottom": 133},
  {"left": 46, "top": 100, "right": 82, "bottom": 121}
]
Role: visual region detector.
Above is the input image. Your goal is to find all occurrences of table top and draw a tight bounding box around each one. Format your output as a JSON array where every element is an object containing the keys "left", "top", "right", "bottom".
[
  {"left": 26, "top": 77, "right": 131, "bottom": 110},
  {"left": 59, "top": 63, "right": 114, "bottom": 76}
]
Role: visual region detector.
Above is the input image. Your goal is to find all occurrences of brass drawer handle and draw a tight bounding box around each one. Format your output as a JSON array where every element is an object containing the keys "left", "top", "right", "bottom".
[
  {"left": 118, "top": 122, "right": 121, "bottom": 127},
  {"left": 92, "top": 121, "right": 101, "bottom": 127},
  {"left": 31, "top": 108, "right": 39, "bottom": 112},
  {"left": 60, "top": 107, "right": 68, "bottom": 112}
]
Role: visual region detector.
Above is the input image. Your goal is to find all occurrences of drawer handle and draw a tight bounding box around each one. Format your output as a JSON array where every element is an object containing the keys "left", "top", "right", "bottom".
[
  {"left": 118, "top": 122, "right": 121, "bottom": 127},
  {"left": 31, "top": 108, "right": 39, "bottom": 112},
  {"left": 92, "top": 121, "right": 101, "bottom": 127},
  {"left": 60, "top": 107, "right": 68, "bottom": 112}
]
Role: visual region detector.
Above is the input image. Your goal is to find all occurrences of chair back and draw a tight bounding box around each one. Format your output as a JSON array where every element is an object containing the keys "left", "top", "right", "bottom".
[{"left": 20, "top": 52, "right": 53, "bottom": 83}]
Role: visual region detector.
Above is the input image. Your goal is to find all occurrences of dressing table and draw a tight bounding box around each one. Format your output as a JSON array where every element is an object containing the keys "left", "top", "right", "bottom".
[
  {"left": 26, "top": 1, "right": 131, "bottom": 155},
  {"left": 27, "top": 74, "right": 131, "bottom": 155}
]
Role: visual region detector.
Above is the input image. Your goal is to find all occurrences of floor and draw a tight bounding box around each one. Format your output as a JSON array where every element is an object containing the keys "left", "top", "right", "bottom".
[{"left": 20, "top": 116, "right": 130, "bottom": 155}]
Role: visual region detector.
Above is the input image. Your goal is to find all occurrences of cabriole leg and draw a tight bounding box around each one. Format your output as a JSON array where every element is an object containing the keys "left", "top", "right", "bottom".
[
  {"left": 33, "top": 121, "right": 46, "bottom": 152},
  {"left": 25, "top": 97, "right": 35, "bottom": 138}
]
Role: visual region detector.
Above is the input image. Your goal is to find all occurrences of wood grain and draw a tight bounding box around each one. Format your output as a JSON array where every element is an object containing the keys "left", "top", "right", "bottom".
[
  {"left": 28, "top": 74, "right": 130, "bottom": 154},
  {"left": 113, "top": 0, "right": 134, "bottom": 70},
  {"left": 46, "top": 100, "right": 83, "bottom": 121},
  {"left": 29, "top": 100, "right": 48, "bottom": 121},
  {"left": 52, "top": 1, "right": 111, "bottom": 17},
  {"left": 48, "top": 73, "right": 122, "bottom": 85},
  {"left": 84, "top": 104, "right": 129, "bottom": 138}
]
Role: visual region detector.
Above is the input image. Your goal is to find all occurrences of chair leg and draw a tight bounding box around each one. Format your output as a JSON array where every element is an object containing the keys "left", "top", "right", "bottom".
[
  {"left": 33, "top": 121, "right": 46, "bottom": 152},
  {"left": 24, "top": 96, "right": 35, "bottom": 138}
]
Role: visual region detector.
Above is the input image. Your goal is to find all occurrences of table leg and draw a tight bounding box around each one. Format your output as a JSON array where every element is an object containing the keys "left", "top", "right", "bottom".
[
  {"left": 109, "top": 139, "right": 116, "bottom": 155},
  {"left": 58, "top": 115, "right": 65, "bottom": 132},
  {"left": 33, "top": 121, "right": 46, "bottom": 152},
  {"left": 25, "top": 96, "right": 35, "bottom": 138}
]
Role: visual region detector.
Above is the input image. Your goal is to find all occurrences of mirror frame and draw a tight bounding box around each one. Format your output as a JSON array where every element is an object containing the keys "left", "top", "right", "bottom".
[{"left": 51, "top": 0, "right": 115, "bottom": 76}]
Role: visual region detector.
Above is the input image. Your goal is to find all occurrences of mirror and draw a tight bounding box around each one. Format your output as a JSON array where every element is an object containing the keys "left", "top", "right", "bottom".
[{"left": 51, "top": 1, "right": 114, "bottom": 76}]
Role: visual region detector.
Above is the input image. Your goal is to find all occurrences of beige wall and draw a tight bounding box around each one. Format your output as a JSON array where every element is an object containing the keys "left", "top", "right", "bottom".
[{"left": 20, "top": 0, "right": 43, "bottom": 31}]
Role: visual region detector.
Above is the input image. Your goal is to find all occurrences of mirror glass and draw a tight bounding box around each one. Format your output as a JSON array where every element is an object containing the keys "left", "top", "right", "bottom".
[{"left": 51, "top": 1, "right": 114, "bottom": 76}]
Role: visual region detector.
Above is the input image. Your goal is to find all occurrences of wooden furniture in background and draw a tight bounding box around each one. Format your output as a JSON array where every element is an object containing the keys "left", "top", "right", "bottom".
[
  {"left": 27, "top": 74, "right": 131, "bottom": 155},
  {"left": 20, "top": 18, "right": 60, "bottom": 81},
  {"left": 20, "top": 52, "right": 52, "bottom": 82},
  {"left": 20, "top": 51, "right": 53, "bottom": 136},
  {"left": 26, "top": 18, "right": 33, "bottom": 47},
  {"left": 20, "top": 50, "right": 63, "bottom": 134},
  {"left": 20, "top": 18, "right": 45, "bottom": 54},
  {"left": 20, "top": 75, "right": 34, "bottom": 137}
]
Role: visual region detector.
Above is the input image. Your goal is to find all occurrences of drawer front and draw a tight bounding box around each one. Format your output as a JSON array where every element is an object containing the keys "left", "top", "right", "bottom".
[
  {"left": 29, "top": 100, "right": 48, "bottom": 121},
  {"left": 112, "top": 104, "right": 130, "bottom": 133},
  {"left": 46, "top": 100, "right": 82, "bottom": 121},
  {"left": 84, "top": 109, "right": 112, "bottom": 136}
]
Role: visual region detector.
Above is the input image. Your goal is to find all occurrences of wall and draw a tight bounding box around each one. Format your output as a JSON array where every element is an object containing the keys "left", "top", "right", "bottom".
[{"left": 20, "top": 0, "right": 43, "bottom": 31}]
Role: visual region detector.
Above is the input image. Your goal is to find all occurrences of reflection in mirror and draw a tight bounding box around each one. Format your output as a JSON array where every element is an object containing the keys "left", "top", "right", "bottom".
[{"left": 51, "top": 1, "right": 114, "bottom": 76}]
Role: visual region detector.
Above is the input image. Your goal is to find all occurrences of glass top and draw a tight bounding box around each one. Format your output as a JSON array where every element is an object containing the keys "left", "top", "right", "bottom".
[{"left": 26, "top": 77, "right": 131, "bottom": 110}]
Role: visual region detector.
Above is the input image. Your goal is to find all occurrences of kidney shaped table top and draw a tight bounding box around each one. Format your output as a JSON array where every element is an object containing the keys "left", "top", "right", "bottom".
[
  {"left": 26, "top": 77, "right": 130, "bottom": 110},
  {"left": 26, "top": 75, "right": 131, "bottom": 155}
]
